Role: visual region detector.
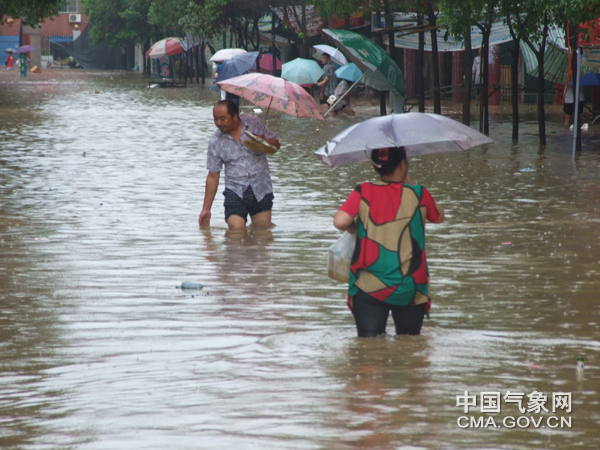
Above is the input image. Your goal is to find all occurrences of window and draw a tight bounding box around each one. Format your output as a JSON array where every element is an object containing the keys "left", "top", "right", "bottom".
[{"left": 60, "top": 0, "right": 78, "bottom": 13}]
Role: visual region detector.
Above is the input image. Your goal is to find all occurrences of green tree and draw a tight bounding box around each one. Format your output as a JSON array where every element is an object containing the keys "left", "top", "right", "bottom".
[
  {"left": 509, "top": 0, "right": 557, "bottom": 146},
  {"left": 185, "top": 0, "right": 277, "bottom": 50},
  {"left": 439, "top": 0, "right": 476, "bottom": 125},
  {"left": 426, "top": 0, "right": 441, "bottom": 114},
  {"left": 1, "top": 0, "right": 62, "bottom": 26},
  {"left": 81, "top": 0, "right": 157, "bottom": 46},
  {"left": 500, "top": 0, "right": 540, "bottom": 142}
]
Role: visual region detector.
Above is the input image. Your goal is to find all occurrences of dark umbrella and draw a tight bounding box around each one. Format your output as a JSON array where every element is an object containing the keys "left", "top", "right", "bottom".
[
  {"left": 18, "top": 45, "right": 34, "bottom": 53},
  {"left": 568, "top": 73, "right": 600, "bottom": 87},
  {"left": 216, "top": 51, "right": 259, "bottom": 82}
]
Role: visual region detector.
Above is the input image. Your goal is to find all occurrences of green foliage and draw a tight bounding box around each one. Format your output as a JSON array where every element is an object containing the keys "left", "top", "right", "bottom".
[
  {"left": 0, "top": 0, "right": 62, "bottom": 26},
  {"left": 313, "top": 0, "right": 376, "bottom": 20},
  {"left": 82, "top": 0, "right": 156, "bottom": 45},
  {"left": 184, "top": 0, "right": 231, "bottom": 36},
  {"left": 438, "top": 0, "right": 478, "bottom": 41},
  {"left": 147, "top": 0, "right": 188, "bottom": 30}
]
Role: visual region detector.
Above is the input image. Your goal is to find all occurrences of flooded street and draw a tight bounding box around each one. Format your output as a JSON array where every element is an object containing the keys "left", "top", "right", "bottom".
[{"left": 1, "top": 70, "right": 600, "bottom": 449}]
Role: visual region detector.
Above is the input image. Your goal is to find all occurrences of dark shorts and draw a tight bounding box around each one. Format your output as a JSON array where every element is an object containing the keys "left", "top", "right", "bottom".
[
  {"left": 320, "top": 98, "right": 330, "bottom": 105},
  {"left": 563, "top": 102, "right": 584, "bottom": 116},
  {"left": 223, "top": 186, "right": 273, "bottom": 222}
]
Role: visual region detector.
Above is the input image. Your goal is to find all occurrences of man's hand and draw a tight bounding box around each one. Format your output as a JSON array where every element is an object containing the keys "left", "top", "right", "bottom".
[{"left": 199, "top": 210, "right": 211, "bottom": 227}]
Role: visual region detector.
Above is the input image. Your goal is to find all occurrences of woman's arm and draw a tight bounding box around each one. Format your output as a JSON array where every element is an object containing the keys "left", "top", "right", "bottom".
[{"left": 334, "top": 210, "right": 357, "bottom": 233}]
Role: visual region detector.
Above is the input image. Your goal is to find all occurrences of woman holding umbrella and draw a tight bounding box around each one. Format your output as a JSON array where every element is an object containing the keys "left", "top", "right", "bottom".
[{"left": 333, "top": 146, "right": 445, "bottom": 337}]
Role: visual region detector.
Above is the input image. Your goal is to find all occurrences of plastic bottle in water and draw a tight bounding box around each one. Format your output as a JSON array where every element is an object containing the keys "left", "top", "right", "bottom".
[{"left": 576, "top": 356, "right": 584, "bottom": 371}]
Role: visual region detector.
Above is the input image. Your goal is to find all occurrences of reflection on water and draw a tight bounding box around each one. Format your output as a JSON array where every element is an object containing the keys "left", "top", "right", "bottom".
[{"left": 1, "top": 71, "right": 599, "bottom": 449}]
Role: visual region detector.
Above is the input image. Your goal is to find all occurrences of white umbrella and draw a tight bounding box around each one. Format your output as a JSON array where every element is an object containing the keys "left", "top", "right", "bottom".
[
  {"left": 314, "top": 113, "right": 494, "bottom": 167},
  {"left": 312, "top": 44, "right": 348, "bottom": 66},
  {"left": 210, "top": 48, "right": 247, "bottom": 62}
]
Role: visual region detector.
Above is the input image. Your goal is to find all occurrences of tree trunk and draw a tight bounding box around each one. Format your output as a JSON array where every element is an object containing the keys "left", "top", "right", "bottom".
[
  {"left": 536, "top": 50, "right": 546, "bottom": 146},
  {"left": 271, "top": 11, "right": 276, "bottom": 76},
  {"left": 417, "top": 13, "right": 425, "bottom": 112},
  {"left": 383, "top": 1, "right": 395, "bottom": 62},
  {"left": 569, "top": 21, "right": 582, "bottom": 151},
  {"left": 375, "top": 12, "right": 387, "bottom": 115},
  {"left": 478, "top": 27, "right": 491, "bottom": 136},
  {"left": 302, "top": 2, "right": 307, "bottom": 58},
  {"left": 200, "top": 43, "right": 205, "bottom": 85},
  {"left": 426, "top": 1, "right": 441, "bottom": 114},
  {"left": 462, "top": 31, "right": 472, "bottom": 125},
  {"left": 511, "top": 38, "right": 520, "bottom": 141}
]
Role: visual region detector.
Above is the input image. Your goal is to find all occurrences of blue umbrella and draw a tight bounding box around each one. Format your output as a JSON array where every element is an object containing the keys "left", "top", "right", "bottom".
[
  {"left": 335, "top": 63, "right": 362, "bottom": 82},
  {"left": 568, "top": 73, "right": 600, "bottom": 87},
  {"left": 281, "top": 58, "right": 324, "bottom": 85},
  {"left": 216, "top": 51, "right": 259, "bottom": 82}
]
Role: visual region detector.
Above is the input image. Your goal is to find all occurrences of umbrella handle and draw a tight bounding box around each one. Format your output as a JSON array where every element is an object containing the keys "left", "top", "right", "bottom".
[
  {"left": 264, "top": 96, "right": 273, "bottom": 124},
  {"left": 324, "top": 74, "right": 364, "bottom": 117}
]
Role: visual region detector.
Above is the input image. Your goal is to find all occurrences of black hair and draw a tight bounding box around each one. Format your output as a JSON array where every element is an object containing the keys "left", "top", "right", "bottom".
[
  {"left": 371, "top": 146, "right": 407, "bottom": 176},
  {"left": 215, "top": 99, "right": 239, "bottom": 117}
]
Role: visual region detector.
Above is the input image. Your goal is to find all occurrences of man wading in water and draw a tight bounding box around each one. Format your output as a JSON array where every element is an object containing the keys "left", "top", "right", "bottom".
[{"left": 199, "top": 100, "right": 281, "bottom": 230}]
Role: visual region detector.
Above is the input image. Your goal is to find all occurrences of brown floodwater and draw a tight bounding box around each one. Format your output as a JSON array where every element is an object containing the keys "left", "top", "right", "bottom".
[{"left": 1, "top": 70, "right": 599, "bottom": 449}]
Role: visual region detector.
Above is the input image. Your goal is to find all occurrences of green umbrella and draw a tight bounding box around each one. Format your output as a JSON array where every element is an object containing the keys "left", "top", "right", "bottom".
[{"left": 323, "top": 28, "right": 405, "bottom": 99}]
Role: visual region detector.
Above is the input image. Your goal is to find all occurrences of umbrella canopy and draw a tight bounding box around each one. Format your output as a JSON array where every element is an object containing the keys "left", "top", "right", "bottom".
[
  {"left": 146, "top": 38, "right": 184, "bottom": 59},
  {"left": 314, "top": 113, "right": 493, "bottom": 167},
  {"left": 17, "top": 45, "right": 34, "bottom": 53},
  {"left": 281, "top": 58, "right": 324, "bottom": 85},
  {"left": 217, "top": 73, "right": 325, "bottom": 122},
  {"left": 312, "top": 44, "right": 348, "bottom": 66},
  {"left": 216, "top": 51, "right": 259, "bottom": 82},
  {"left": 4, "top": 48, "right": 18, "bottom": 54},
  {"left": 335, "top": 63, "right": 362, "bottom": 82},
  {"left": 569, "top": 73, "right": 600, "bottom": 86},
  {"left": 257, "top": 53, "right": 282, "bottom": 71},
  {"left": 210, "top": 48, "right": 246, "bottom": 62},
  {"left": 323, "top": 29, "right": 404, "bottom": 98}
]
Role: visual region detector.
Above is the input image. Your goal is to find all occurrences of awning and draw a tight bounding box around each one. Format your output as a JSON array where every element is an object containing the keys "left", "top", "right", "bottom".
[
  {"left": 393, "top": 19, "right": 566, "bottom": 52},
  {"left": 181, "top": 32, "right": 202, "bottom": 51}
]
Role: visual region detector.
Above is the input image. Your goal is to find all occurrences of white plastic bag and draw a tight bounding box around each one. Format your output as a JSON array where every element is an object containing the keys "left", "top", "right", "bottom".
[{"left": 328, "top": 231, "right": 356, "bottom": 282}]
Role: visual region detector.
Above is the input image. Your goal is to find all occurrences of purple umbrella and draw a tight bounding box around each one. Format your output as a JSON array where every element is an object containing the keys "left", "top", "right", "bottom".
[{"left": 18, "top": 45, "right": 34, "bottom": 53}]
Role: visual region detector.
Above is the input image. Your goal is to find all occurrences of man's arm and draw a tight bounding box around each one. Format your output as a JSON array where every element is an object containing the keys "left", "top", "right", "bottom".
[
  {"left": 316, "top": 76, "right": 329, "bottom": 100},
  {"left": 255, "top": 119, "right": 281, "bottom": 150},
  {"left": 265, "top": 138, "right": 281, "bottom": 150},
  {"left": 199, "top": 171, "right": 220, "bottom": 227},
  {"left": 315, "top": 76, "right": 329, "bottom": 88}
]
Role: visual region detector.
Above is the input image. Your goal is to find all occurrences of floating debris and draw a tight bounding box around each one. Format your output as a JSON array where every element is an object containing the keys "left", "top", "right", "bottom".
[{"left": 176, "top": 281, "right": 204, "bottom": 290}]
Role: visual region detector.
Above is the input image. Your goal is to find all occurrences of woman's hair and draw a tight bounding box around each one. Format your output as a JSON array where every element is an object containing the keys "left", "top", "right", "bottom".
[{"left": 370, "top": 146, "right": 407, "bottom": 175}]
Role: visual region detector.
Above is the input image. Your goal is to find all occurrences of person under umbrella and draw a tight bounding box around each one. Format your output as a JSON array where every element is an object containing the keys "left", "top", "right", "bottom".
[
  {"left": 315, "top": 53, "right": 339, "bottom": 114},
  {"left": 216, "top": 52, "right": 259, "bottom": 106},
  {"left": 199, "top": 100, "right": 281, "bottom": 231},
  {"left": 333, "top": 146, "right": 445, "bottom": 337},
  {"left": 327, "top": 62, "right": 363, "bottom": 116}
]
